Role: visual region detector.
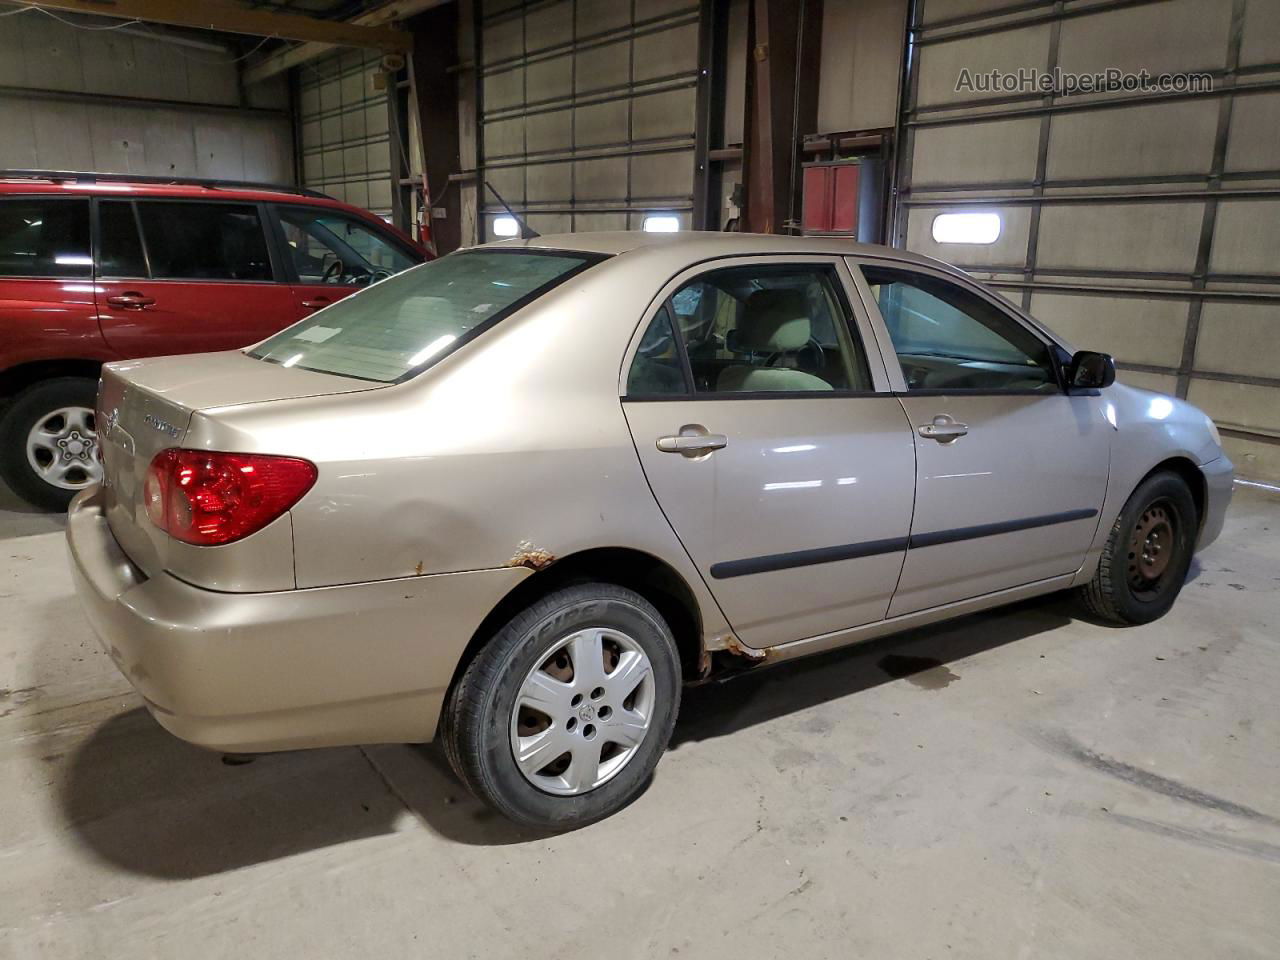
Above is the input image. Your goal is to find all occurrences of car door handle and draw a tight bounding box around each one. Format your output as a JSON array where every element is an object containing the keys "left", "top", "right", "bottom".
[
  {"left": 918, "top": 416, "right": 968, "bottom": 442},
  {"left": 656, "top": 433, "right": 727, "bottom": 454},
  {"left": 105, "top": 292, "right": 155, "bottom": 310},
  {"left": 300, "top": 298, "right": 331, "bottom": 310}
]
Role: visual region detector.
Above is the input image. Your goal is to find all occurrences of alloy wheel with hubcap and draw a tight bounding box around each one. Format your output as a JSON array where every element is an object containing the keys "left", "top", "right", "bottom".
[
  {"left": 510, "top": 627, "right": 655, "bottom": 795},
  {"left": 442, "top": 582, "right": 681, "bottom": 830},
  {"left": 25, "top": 405, "right": 102, "bottom": 493},
  {"left": 0, "top": 377, "right": 103, "bottom": 510}
]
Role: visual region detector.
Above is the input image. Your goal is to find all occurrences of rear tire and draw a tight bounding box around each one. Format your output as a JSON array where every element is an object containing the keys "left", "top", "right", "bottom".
[
  {"left": 440, "top": 583, "right": 681, "bottom": 830},
  {"left": 1078, "top": 471, "right": 1197, "bottom": 625},
  {"left": 0, "top": 377, "right": 101, "bottom": 511}
]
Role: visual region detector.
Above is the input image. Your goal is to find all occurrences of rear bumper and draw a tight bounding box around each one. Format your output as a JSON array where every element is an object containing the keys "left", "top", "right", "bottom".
[
  {"left": 1197, "top": 454, "right": 1233, "bottom": 550},
  {"left": 66, "top": 487, "right": 529, "bottom": 753}
]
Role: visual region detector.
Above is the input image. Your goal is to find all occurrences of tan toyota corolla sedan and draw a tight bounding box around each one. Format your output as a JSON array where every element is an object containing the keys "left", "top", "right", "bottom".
[{"left": 68, "top": 232, "right": 1232, "bottom": 828}]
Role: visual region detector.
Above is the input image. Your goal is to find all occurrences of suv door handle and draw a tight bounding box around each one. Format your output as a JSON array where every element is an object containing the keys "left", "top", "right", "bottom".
[
  {"left": 300, "top": 297, "right": 331, "bottom": 310},
  {"left": 918, "top": 416, "right": 968, "bottom": 443},
  {"left": 656, "top": 432, "right": 727, "bottom": 455},
  {"left": 105, "top": 292, "right": 155, "bottom": 310}
]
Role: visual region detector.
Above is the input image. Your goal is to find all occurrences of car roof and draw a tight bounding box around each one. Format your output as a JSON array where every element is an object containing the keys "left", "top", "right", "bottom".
[
  {"left": 486, "top": 230, "right": 951, "bottom": 270},
  {"left": 0, "top": 173, "right": 367, "bottom": 216}
]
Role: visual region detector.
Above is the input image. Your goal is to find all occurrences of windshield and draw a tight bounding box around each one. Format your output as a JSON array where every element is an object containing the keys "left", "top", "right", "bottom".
[{"left": 249, "top": 249, "right": 601, "bottom": 382}]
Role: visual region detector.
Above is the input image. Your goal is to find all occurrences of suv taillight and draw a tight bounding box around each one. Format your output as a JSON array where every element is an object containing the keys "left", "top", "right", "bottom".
[{"left": 143, "top": 449, "right": 317, "bottom": 546}]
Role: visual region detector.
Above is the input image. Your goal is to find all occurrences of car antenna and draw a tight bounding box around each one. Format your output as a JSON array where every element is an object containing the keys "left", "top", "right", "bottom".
[{"left": 484, "top": 180, "right": 540, "bottom": 239}]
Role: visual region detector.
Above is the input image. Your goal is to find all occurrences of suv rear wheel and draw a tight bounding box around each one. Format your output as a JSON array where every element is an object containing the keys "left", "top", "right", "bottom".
[
  {"left": 0, "top": 377, "right": 102, "bottom": 511},
  {"left": 441, "top": 583, "right": 681, "bottom": 830}
]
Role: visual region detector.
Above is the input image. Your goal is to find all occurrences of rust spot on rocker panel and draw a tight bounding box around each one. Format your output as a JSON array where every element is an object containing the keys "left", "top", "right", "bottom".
[
  {"left": 508, "top": 541, "right": 556, "bottom": 571},
  {"left": 707, "top": 632, "right": 768, "bottom": 662}
]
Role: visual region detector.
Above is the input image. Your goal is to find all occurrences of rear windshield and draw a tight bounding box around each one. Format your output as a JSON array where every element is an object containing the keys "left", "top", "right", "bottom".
[{"left": 249, "top": 249, "right": 601, "bottom": 382}]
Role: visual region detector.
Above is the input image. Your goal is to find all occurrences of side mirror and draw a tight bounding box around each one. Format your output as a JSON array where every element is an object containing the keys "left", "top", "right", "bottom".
[{"left": 1068, "top": 350, "right": 1116, "bottom": 389}]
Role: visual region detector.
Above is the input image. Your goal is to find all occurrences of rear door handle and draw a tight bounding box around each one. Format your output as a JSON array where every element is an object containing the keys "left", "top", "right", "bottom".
[
  {"left": 105, "top": 292, "right": 155, "bottom": 310},
  {"left": 656, "top": 432, "right": 727, "bottom": 455},
  {"left": 917, "top": 416, "right": 968, "bottom": 442},
  {"left": 300, "top": 298, "right": 331, "bottom": 310}
]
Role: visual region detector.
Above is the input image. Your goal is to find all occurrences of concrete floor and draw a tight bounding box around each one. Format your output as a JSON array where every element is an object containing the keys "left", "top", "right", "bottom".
[{"left": 2, "top": 480, "right": 1278, "bottom": 960}]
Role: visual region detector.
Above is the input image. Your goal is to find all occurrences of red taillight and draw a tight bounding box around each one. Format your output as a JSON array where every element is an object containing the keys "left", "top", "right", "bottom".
[{"left": 143, "top": 449, "right": 317, "bottom": 546}]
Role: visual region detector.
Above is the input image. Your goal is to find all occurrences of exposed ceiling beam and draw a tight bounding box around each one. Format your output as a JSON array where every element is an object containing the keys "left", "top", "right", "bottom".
[
  {"left": 18, "top": 0, "right": 413, "bottom": 52},
  {"left": 243, "top": 0, "right": 450, "bottom": 85}
]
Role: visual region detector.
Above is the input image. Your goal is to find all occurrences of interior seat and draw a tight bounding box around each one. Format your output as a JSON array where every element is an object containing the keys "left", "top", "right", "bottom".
[{"left": 716, "top": 288, "right": 832, "bottom": 392}]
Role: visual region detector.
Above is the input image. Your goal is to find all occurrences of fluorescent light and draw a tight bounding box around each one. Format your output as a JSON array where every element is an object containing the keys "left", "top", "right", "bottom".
[
  {"left": 492, "top": 216, "right": 519, "bottom": 237},
  {"left": 409, "top": 334, "right": 457, "bottom": 366},
  {"left": 282, "top": 353, "right": 304, "bottom": 368},
  {"left": 643, "top": 215, "right": 680, "bottom": 233},
  {"left": 931, "top": 212, "right": 1001, "bottom": 244},
  {"left": 54, "top": 254, "right": 93, "bottom": 266}
]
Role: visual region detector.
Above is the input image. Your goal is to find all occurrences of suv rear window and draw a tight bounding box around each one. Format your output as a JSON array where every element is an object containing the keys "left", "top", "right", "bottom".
[
  {"left": 0, "top": 198, "right": 90, "bottom": 278},
  {"left": 248, "top": 250, "right": 602, "bottom": 382}
]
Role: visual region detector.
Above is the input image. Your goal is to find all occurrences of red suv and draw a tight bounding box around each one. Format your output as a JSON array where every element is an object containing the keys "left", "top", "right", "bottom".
[{"left": 0, "top": 171, "right": 427, "bottom": 509}]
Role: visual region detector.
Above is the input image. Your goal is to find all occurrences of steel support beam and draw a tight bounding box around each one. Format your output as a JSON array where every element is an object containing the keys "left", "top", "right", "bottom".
[
  {"left": 244, "top": 0, "right": 451, "bottom": 85},
  {"left": 19, "top": 0, "right": 413, "bottom": 52},
  {"left": 409, "top": 1, "right": 462, "bottom": 254},
  {"left": 742, "top": 0, "right": 820, "bottom": 234}
]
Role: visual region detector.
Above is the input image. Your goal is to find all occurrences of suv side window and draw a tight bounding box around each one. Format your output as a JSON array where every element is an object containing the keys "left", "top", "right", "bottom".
[
  {"left": 0, "top": 198, "right": 90, "bottom": 278},
  {"left": 97, "top": 200, "right": 148, "bottom": 278},
  {"left": 861, "top": 265, "right": 1058, "bottom": 393},
  {"left": 135, "top": 201, "right": 273, "bottom": 281},
  {"left": 670, "top": 264, "right": 872, "bottom": 394},
  {"left": 276, "top": 206, "right": 416, "bottom": 285}
]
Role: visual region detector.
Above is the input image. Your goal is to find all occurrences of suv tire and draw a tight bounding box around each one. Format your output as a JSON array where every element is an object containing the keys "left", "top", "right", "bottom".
[
  {"left": 0, "top": 377, "right": 101, "bottom": 511},
  {"left": 441, "top": 583, "right": 681, "bottom": 830}
]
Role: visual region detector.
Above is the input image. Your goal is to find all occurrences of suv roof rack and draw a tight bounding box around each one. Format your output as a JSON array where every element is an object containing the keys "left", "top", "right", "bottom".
[{"left": 0, "top": 169, "right": 333, "bottom": 200}]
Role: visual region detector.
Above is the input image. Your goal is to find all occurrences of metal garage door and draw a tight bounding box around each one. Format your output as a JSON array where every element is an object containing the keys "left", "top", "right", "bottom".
[
  {"left": 297, "top": 50, "right": 397, "bottom": 220},
  {"left": 477, "top": 0, "right": 702, "bottom": 237},
  {"left": 893, "top": 0, "right": 1280, "bottom": 479}
]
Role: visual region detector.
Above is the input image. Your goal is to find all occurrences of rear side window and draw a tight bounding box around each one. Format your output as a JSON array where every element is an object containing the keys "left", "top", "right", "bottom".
[
  {"left": 626, "top": 305, "right": 688, "bottom": 396},
  {"left": 98, "top": 201, "right": 147, "bottom": 278},
  {"left": 657, "top": 264, "right": 873, "bottom": 395},
  {"left": 135, "top": 201, "right": 273, "bottom": 281},
  {"left": 249, "top": 250, "right": 601, "bottom": 383},
  {"left": 0, "top": 198, "right": 90, "bottom": 278}
]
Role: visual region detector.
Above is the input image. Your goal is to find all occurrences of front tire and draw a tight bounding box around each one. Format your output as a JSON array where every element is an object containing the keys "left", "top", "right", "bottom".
[
  {"left": 0, "top": 377, "right": 102, "bottom": 511},
  {"left": 1078, "top": 471, "right": 1198, "bottom": 625},
  {"left": 441, "top": 583, "right": 681, "bottom": 830}
]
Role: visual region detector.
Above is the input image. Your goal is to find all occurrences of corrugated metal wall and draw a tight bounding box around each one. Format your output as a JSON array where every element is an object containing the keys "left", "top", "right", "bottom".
[
  {"left": 0, "top": 13, "right": 292, "bottom": 181},
  {"left": 894, "top": 0, "right": 1280, "bottom": 479},
  {"left": 476, "top": 0, "right": 703, "bottom": 237},
  {"left": 296, "top": 50, "right": 399, "bottom": 220}
]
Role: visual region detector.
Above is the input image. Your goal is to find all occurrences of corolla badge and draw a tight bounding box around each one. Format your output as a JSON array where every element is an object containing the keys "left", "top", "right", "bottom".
[{"left": 143, "top": 413, "right": 181, "bottom": 439}]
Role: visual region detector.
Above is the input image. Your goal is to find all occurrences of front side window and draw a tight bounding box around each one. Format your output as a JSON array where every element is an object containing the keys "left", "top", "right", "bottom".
[
  {"left": 135, "top": 201, "right": 273, "bottom": 281},
  {"left": 0, "top": 198, "right": 90, "bottom": 278},
  {"left": 277, "top": 207, "right": 416, "bottom": 285},
  {"left": 250, "top": 250, "right": 600, "bottom": 383},
  {"left": 665, "top": 264, "right": 872, "bottom": 395},
  {"left": 861, "top": 266, "right": 1057, "bottom": 393}
]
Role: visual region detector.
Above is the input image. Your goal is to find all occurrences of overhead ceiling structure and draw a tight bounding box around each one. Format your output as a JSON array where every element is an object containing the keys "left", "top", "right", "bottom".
[{"left": 13, "top": 0, "right": 415, "bottom": 50}]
